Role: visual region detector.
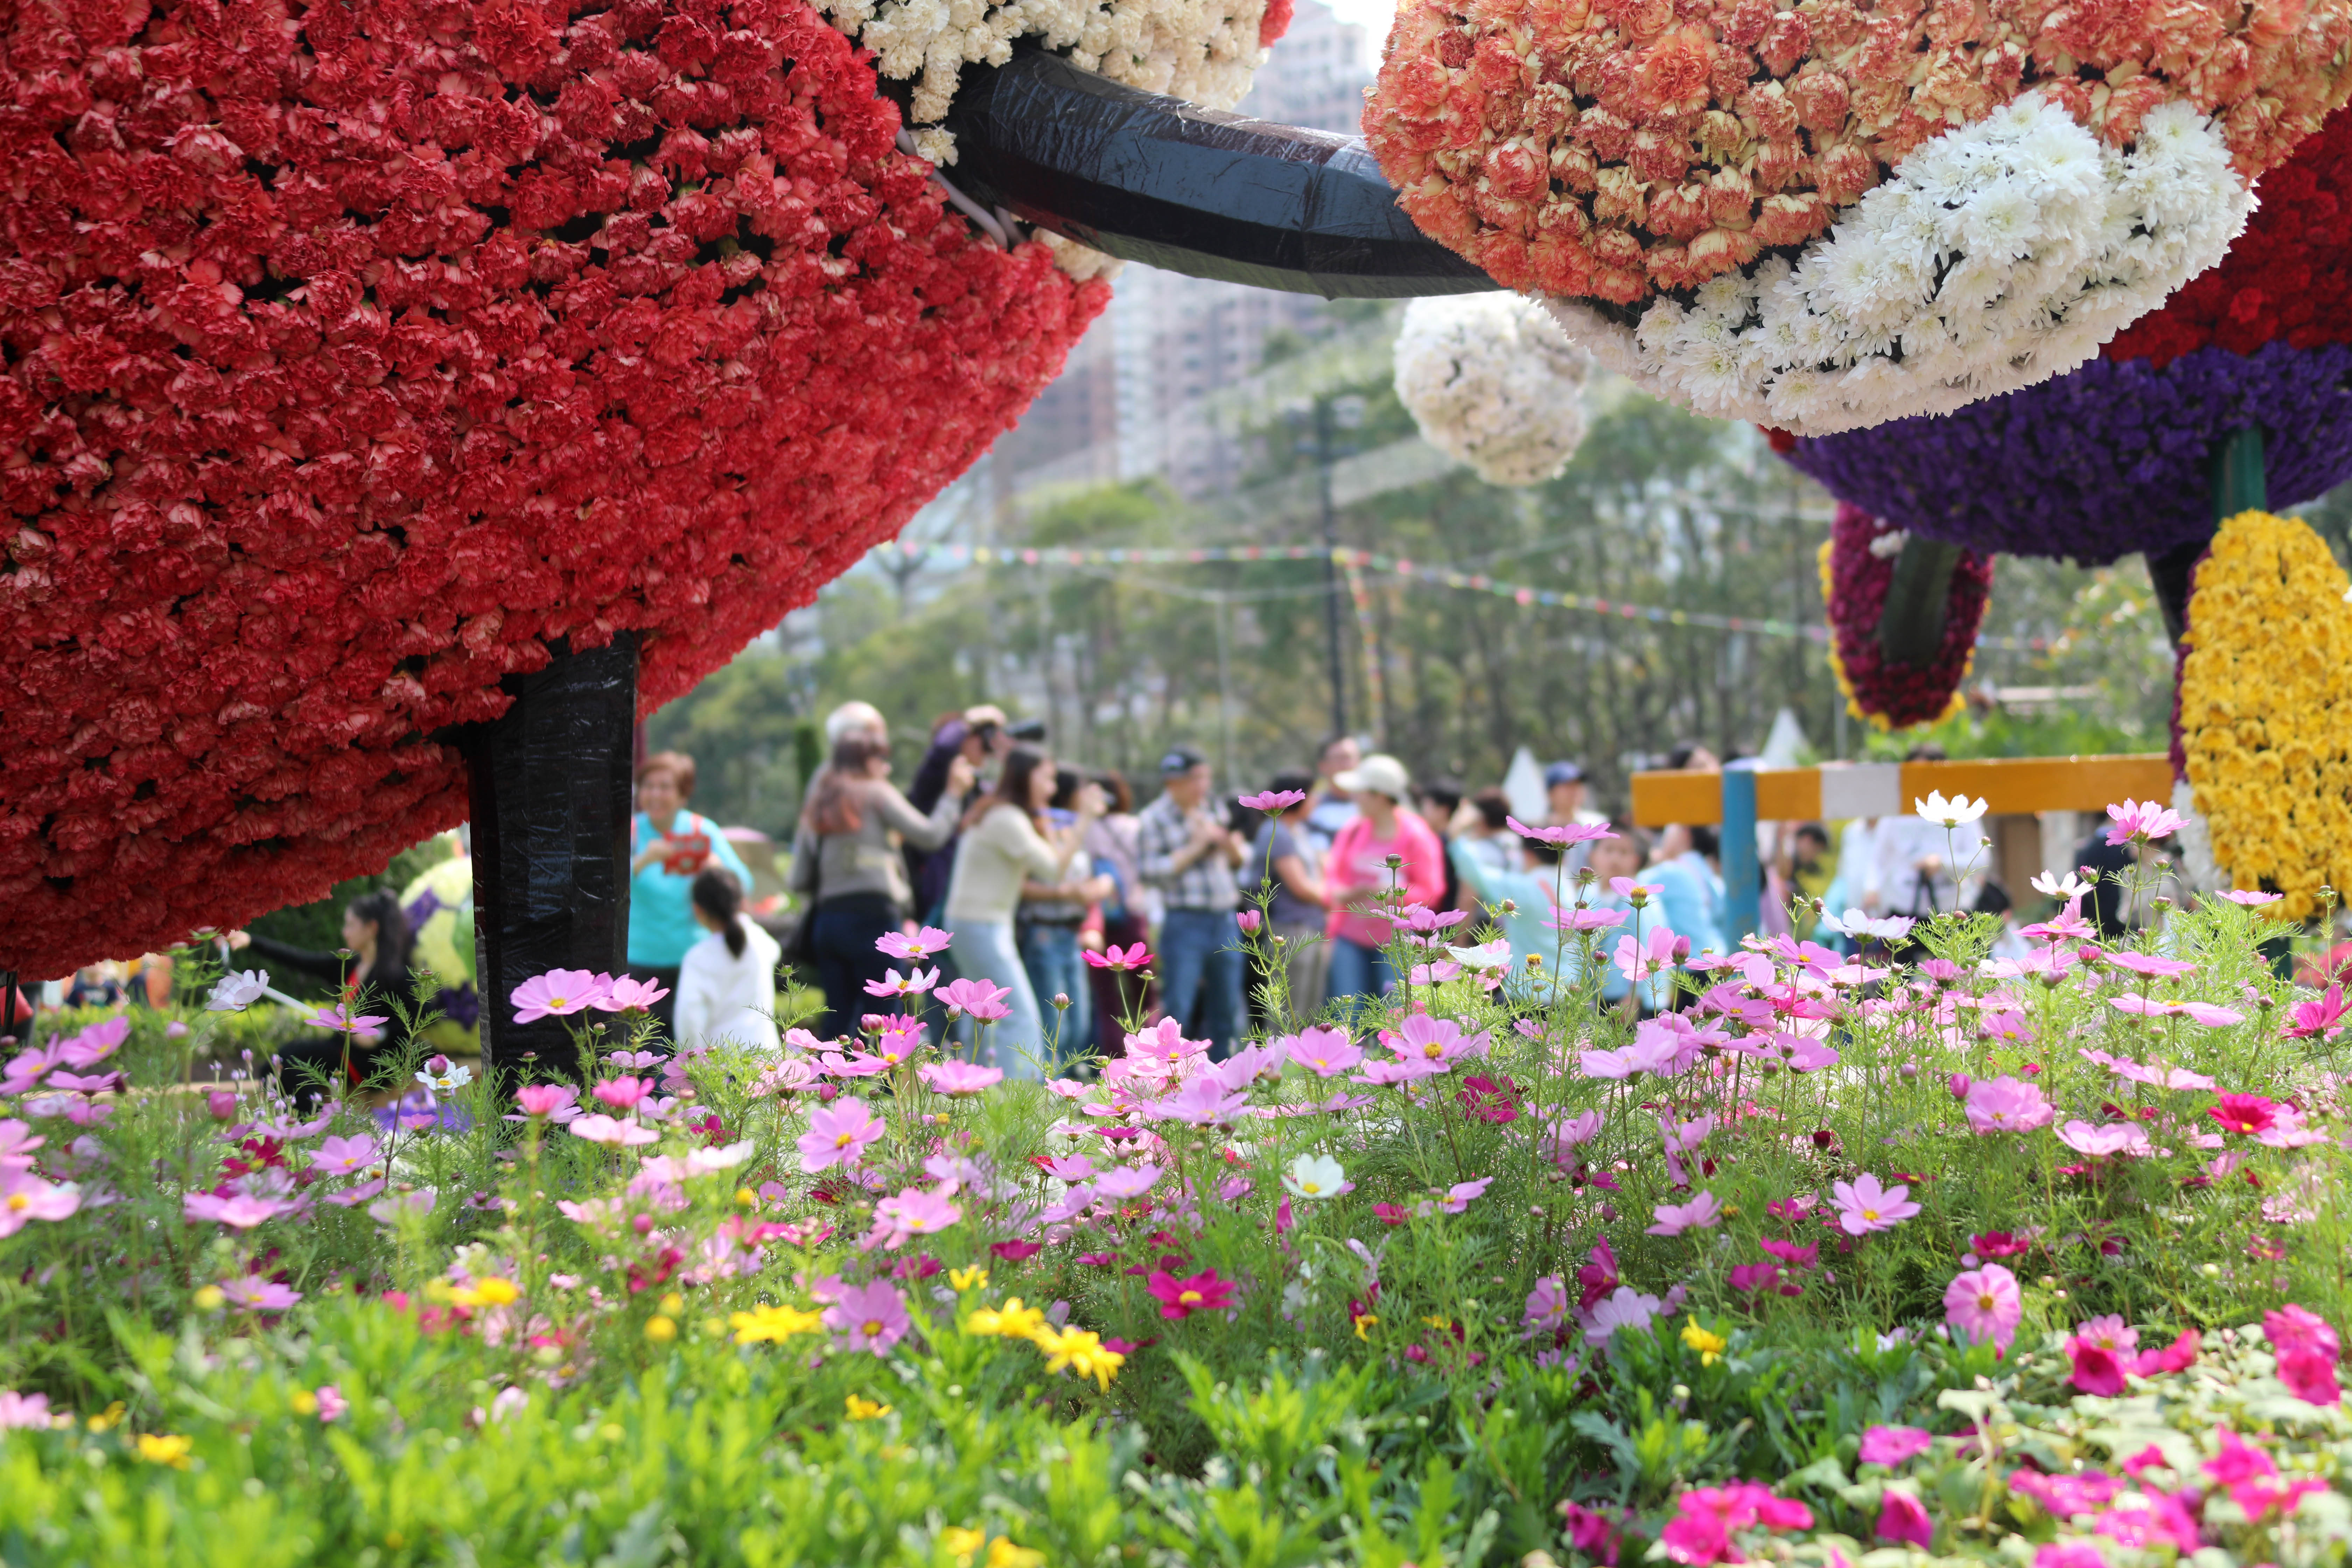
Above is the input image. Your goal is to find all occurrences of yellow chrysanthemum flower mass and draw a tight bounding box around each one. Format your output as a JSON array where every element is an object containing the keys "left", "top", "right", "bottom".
[{"left": 2180, "top": 510, "right": 2352, "bottom": 921}]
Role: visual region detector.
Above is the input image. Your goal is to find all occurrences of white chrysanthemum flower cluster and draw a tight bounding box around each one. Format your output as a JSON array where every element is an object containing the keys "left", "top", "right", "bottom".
[
  {"left": 817, "top": 0, "right": 1272, "bottom": 164},
  {"left": 1394, "top": 295, "right": 1593, "bottom": 487},
  {"left": 1547, "top": 92, "right": 2253, "bottom": 436}
]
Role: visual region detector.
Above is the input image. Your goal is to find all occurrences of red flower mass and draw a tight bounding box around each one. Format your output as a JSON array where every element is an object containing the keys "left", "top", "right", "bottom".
[
  {"left": 2105, "top": 107, "right": 2352, "bottom": 368},
  {"left": 0, "top": 0, "right": 1106, "bottom": 975},
  {"left": 1820, "top": 503, "right": 1992, "bottom": 730}
]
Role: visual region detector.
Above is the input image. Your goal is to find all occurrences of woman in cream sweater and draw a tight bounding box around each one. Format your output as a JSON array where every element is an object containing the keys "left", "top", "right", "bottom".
[{"left": 946, "top": 746, "right": 1102, "bottom": 1078}]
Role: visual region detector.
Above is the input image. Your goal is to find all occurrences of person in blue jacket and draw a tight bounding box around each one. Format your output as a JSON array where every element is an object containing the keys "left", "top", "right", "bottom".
[{"left": 628, "top": 750, "right": 753, "bottom": 1040}]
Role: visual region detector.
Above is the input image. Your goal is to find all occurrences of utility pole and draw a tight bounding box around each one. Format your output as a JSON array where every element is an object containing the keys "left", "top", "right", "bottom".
[{"left": 1302, "top": 393, "right": 1365, "bottom": 743}]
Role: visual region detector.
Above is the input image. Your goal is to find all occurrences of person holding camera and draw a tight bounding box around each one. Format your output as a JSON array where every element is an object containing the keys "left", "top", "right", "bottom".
[
  {"left": 627, "top": 751, "right": 753, "bottom": 1036},
  {"left": 1136, "top": 748, "right": 1249, "bottom": 1057}
]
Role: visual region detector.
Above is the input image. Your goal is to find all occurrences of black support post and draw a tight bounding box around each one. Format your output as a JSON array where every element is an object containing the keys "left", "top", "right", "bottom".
[{"left": 462, "top": 634, "right": 639, "bottom": 1075}]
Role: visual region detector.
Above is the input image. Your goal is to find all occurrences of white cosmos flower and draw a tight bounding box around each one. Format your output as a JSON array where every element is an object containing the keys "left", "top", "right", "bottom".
[
  {"left": 2031, "top": 870, "right": 2093, "bottom": 901},
  {"left": 1915, "top": 791, "right": 1989, "bottom": 828},
  {"left": 1283, "top": 1153, "right": 1352, "bottom": 1200},
  {"left": 1818, "top": 909, "right": 1917, "bottom": 942}
]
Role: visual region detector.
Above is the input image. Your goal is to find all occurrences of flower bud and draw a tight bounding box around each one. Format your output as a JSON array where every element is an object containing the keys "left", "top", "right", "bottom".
[
  {"left": 207, "top": 1089, "right": 238, "bottom": 1121},
  {"left": 631, "top": 1212, "right": 655, "bottom": 1236},
  {"left": 1236, "top": 909, "right": 1262, "bottom": 933},
  {"left": 426, "top": 1054, "right": 451, "bottom": 1076},
  {"left": 1384, "top": 853, "right": 1404, "bottom": 869},
  {"left": 1947, "top": 1072, "right": 1972, "bottom": 1099},
  {"left": 1671, "top": 936, "right": 1691, "bottom": 961},
  {"left": 1899, "top": 1062, "right": 1918, "bottom": 1081},
  {"left": 1051, "top": 992, "right": 1070, "bottom": 1010},
  {"left": 860, "top": 1013, "right": 888, "bottom": 1034}
]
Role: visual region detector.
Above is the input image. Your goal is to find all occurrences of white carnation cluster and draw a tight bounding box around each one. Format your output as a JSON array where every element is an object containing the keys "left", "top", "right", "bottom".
[
  {"left": 1394, "top": 294, "right": 1593, "bottom": 488},
  {"left": 816, "top": 0, "right": 1272, "bottom": 165},
  {"left": 1548, "top": 92, "right": 2253, "bottom": 436}
]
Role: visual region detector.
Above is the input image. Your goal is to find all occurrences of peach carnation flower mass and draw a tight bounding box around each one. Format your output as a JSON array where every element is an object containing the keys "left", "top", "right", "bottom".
[{"left": 1365, "top": 0, "right": 2352, "bottom": 433}]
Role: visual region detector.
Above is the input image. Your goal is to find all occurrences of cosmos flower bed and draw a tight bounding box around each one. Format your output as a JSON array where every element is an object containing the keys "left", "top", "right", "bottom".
[{"left": 5, "top": 800, "right": 2352, "bottom": 1564}]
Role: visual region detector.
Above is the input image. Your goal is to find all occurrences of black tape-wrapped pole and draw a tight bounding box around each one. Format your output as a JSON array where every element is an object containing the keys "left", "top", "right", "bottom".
[
  {"left": 462, "top": 635, "right": 638, "bottom": 1076},
  {"left": 938, "top": 49, "right": 1497, "bottom": 299},
  {"left": 1876, "top": 537, "right": 1963, "bottom": 667}
]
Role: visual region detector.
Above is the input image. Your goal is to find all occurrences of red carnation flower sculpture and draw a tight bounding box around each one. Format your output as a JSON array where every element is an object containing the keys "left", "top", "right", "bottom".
[
  {"left": 1819, "top": 503, "right": 1993, "bottom": 731},
  {"left": 0, "top": 0, "right": 1105, "bottom": 978}
]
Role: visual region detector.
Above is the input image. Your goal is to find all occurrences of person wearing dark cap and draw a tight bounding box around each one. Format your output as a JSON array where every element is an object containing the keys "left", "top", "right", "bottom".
[{"left": 1135, "top": 747, "right": 1248, "bottom": 1056}]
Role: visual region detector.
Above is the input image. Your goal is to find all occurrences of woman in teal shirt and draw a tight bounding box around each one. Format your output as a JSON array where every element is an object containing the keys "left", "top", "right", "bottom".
[{"left": 629, "top": 750, "right": 753, "bottom": 1038}]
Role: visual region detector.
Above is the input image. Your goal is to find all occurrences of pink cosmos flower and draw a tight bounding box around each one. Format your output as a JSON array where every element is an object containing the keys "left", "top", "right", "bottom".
[
  {"left": 869, "top": 1022, "right": 926, "bottom": 1065},
  {"left": 1759, "top": 1239, "right": 1818, "bottom": 1270},
  {"left": 2034, "top": 1546, "right": 2110, "bottom": 1568},
  {"left": 310, "top": 1134, "right": 383, "bottom": 1176},
  {"left": 1728, "top": 1263, "right": 1793, "bottom": 1295},
  {"left": 871, "top": 1187, "right": 961, "bottom": 1248},
  {"left": 568, "top": 1114, "right": 660, "bottom": 1148},
  {"left": 1583, "top": 1286, "right": 1665, "bottom": 1344},
  {"left": 917, "top": 1061, "right": 1002, "bottom": 1096},
  {"left": 1094, "top": 1163, "right": 1164, "bottom": 1200},
  {"left": 1539, "top": 1111, "right": 1603, "bottom": 1165},
  {"left": 2067, "top": 1337, "right": 2132, "bottom": 1395},
  {"left": 218, "top": 1276, "right": 301, "bottom": 1312},
  {"left": 306, "top": 1004, "right": 390, "bottom": 1035},
  {"left": 1964, "top": 1076, "right": 2054, "bottom": 1134},
  {"left": 0, "top": 1390, "right": 51, "bottom": 1429},
  {"left": 590, "top": 975, "right": 670, "bottom": 1012},
  {"left": 1083, "top": 943, "right": 1152, "bottom": 971},
  {"left": 513, "top": 1083, "right": 583, "bottom": 1121},
  {"left": 1148, "top": 1078, "right": 1250, "bottom": 1126},
  {"left": 1409, "top": 960, "right": 1462, "bottom": 985},
  {"left": 2266, "top": 1303, "right": 2342, "bottom": 1405},
  {"left": 510, "top": 969, "right": 610, "bottom": 1023},
  {"left": 1148, "top": 1268, "right": 1237, "bottom": 1320},
  {"left": 2057, "top": 1120, "right": 2151, "bottom": 1158},
  {"left": 2105, "top": 798, "right": 2187, "bottom": 845},
  {"left": 934, "top": 976, "right": 1012, "bottom": 1022},
  {"left": 1876, "top": 1487, "right": 1934, "bottom": 1547},
  {"left": 1389, "top": 1013, "right": 1490, "bottom": 1068},
  {"left": 1548, "top": 905, "right": 1629, "bottom": 933},
  {"left": 592, "top": 1076, "right": 652, "bottom": 1111},
  {"left": 1859, "top": 1426, "right": 1935, "bottom": 1465},
  {"left": 1506, "top": 814, "right": 1616, "bottom": 846},
  {"left": 1042, "top": 1154, "right": 1096, "bottom": 1182},
  {"left": 863, "top": 966, "right": 939, "bottom": 999},
  {"left": 2108, "top": 950, "right": 2199, "bottom": 979},
  {"left": 1427, "top": 1176, "right": 1492, "bottom": 1214},
  {"left": 0, "top": 1172, "right": 80, "bottom": 1236},
  {"left": 823, "top": 1280, "right": 910, "bottom": 1356},
  {"left": 55, "top": 1017, "right": 128, "bottom": 1068},
  {"left": 1355, "top": 1056, "right": 1443, "bottom": 1086},
  {"left": 181, "top": 1190, "right": 287, "bottom": 1230},
  {"left": 1524, "top": 1275, "right": 1572, "bottom": 1334},
  {"left": 2179, "top": 1002, "right": 2244, "bottom": 1026},
  {"left": 2223, "top": 889, "right": 2285, "bottom": 905},
  {"left": 1647, "top": 1191, "right": 1723, "bottom": 1236},
  {"left": 2283, "top": 984, "right": 2349, "bottom": 1041},
  {"left": 1658, "top": 1483, "right": 1812, "bottom": 1566},
  {"left": 2133, "top": 1329, "right": 2200, "bottom": 1375},
  {"left": 1614, "top": 926, "right": 1680, "bottom": 983},
  {"left": 818, "top": 1052, "right": 893, "bottom": 1079},
  {"left": 1830, "top": 1173, "right": 1919, "bottom": 1235},
  {"left": 878, "top": 926, "right": 955, "bottom": 962},
  {"left": 1283, "top": 1026, "right": 1364, "bottom": 1077},
  {"left": 1944, "top": 1264, "right": 2023, "bottom": 1351},
  {"left": 797, "top": 1098, "right": 886, "bottom": 1173},
  {"left": 1239, "top": 788, "right": 1308, "bottom": 812}
]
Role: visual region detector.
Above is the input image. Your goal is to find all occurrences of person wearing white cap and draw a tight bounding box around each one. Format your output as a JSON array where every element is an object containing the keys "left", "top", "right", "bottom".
[
  {"left": 824, "top": 700, "right": 887, "bottom": 748},
  {"left": 1321, "top": 753, "right": 1446, "bottom": 1010}
]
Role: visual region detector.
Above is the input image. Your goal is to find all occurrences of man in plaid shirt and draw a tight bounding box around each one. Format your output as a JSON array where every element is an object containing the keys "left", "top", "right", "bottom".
[{"left": 1136, "top": 747, "right": 1248, "bottom": 1057}]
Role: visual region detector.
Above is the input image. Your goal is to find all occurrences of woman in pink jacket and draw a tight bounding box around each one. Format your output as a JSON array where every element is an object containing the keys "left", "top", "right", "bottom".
[{"left": 1321, "top": 753, "right": 1447, "bottom": 1009}]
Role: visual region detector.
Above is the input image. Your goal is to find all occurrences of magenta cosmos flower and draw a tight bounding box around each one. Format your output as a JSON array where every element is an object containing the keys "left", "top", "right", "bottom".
[
  {"left": 1238, "top": 788, "right": 1308, "bottom": 812},
  {"left": 1147, "top": 1268, "right": 1236, "bottom": 1321},
  {"left": 1831, "top": 1174, "right": 1920, "bottom": 1236},
  {"left": 1858, "top": 1425, "right": 1935, "bottom": 1465},
  {"left": 512, "top": 1083, "right": 583, "bottom": 1122},
  {"left": 1658, "top": 1483, "right": 1811, "bottom": 1567},
  {"left": 2208, "top": 1093, "right": 2281, "bottom": 1136},
  {"left": 823, "top": 1280, "right": 910, "bottom": 1356},
  {"left": 2267, "top": 1303, "right": 2343, "bottom": 1405},
  {"left": 1963, "top": 1076, "right": 2054, "bottom": 1134},
  {"left": 797, "top": 1098, "right": 887, "bottom": 1174},
  {"left": 1944, "top": 1263, "right": 2023, "bottom": 1351},
  {"left": 510, "top": 969, "right": 609, "bottom": 1024},
  {"left": 1083, "top": 943, "right": 1152, "bottom": 971}
]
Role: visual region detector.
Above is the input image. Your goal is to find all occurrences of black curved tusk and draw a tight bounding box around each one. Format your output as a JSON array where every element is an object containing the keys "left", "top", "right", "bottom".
[{"left": 936, "top": 49, "right": 1498, "bottom": 299}]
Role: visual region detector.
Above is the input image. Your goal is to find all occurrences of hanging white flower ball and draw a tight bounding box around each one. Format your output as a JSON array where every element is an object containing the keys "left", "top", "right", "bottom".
[{"left": 1394, "top": 295, "right": 1592, "bottom": 488}]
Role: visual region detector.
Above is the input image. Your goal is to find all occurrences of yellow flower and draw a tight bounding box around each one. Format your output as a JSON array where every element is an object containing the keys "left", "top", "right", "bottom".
[
  {"left": 986, "top": 1540, "right": 1044, "bottom": 1568},
  {"left": 449, "top": 1276, "right": 520, "bottom": 1309},
  {"left": 844, "top": 1395, "right": 892, "bottom": 1421},
  {"left": 136, "top": 1433, "right": 194, "bottom": 1469},
  {"left": 736, "top": 1186, "right": 758, "bottom": 1207},
  {"left": 940, "top": 1526, "right": 986, "bottom": 1561},
  {"left": 87, "top": 1401, "right": 125, "bottom": 1433},
  {"left": 1353, "top": 1313, "right": 1378, "bottom": 1340},
  {"left": 658, "top": 1292, "right": 685, "bottom": 1316},
  {"left": 1680, "top": 1320, "right": 1727, "bottom": 1367},
  {"left": 1032, "top": 1325, "right": 1124, "bottom": 1391},
  {"left": 730, "top": 1303, "right": 825, "bottom": 1344},
  {"left": 948, "top": 1265, "right": 990, "bottom": 1293},
  {"left": 289, "top": 1389, "right": 318, "bottom": 1417},
  {"left": 964, "top": 1297, "right": 1046, "bottom": 1340},
  {"left": 644, "top": 1315, "right": 678, "bottom": 1343},
  {"left": 191, "top": 1286, "right": 225, "bottom": 1313}
]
